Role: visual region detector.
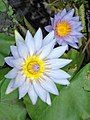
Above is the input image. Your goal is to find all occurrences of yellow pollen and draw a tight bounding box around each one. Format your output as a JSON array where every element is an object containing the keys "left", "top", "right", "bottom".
[
  {"left": 55, "top": 21, "right": 71, "bottom": 37},
  {"left": 22, "top": 56, "right": 45, "bottom": 79}
]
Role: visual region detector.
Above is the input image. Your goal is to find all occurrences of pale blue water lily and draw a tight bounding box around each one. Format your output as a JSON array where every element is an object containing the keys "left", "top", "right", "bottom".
[
  {"left": 45, "top": 9, "right": 83, "bottom": 49},
  {"left": 5, "top": 28, "right": 71, "bottom": 105}
]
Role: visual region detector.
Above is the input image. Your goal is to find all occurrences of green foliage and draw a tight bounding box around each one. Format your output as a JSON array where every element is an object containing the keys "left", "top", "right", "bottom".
[
  {"left": 0, "top": 80, "right": 27, "bottom": 120},
  {"left": 79, "top": 4, "right": 86, "bottom": 32},
  {"left": 0, "top": 0, "right": 7, "bottom": 12},
  {"left": 0, "top": 68, "right": 27, "bottom": 120},
  {"left": 0, "top": 33, "right": 15, "bottom": 66},
  {"left": 24, "top": 63, "right": 90, "bottom": 120},
  {"left": 63, "top": 49, "right": 85, "bottom": 77}
]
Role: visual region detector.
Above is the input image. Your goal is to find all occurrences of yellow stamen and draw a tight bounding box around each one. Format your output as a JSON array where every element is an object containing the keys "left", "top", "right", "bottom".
[
  {"left": 22, "top": 56, "right": 45, "bottom": 79},
  {"left": 55, "top": 21, "right": 71, "bottom": 37}
]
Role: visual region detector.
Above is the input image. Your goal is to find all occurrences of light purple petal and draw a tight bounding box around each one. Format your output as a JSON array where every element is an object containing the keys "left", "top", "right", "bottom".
[
  {"left": 71, "top": 16, "right": 79, "bottom": 21},
  {"left": 62, "top": 9, "right": 74, "bottom": 21},
  {"left": 50, "top": 17, "right": 54, "bottom": 26},
  {"left": 68, "top": 42, "right": 79, "bottom": 49},
  {"left": 45, "top": 25, "right": 53, "bottom": 32},
  {"left": 54, "top": 9, "right": 66, "bottom": 26},
  {"left": 70, "top": 21, "right": 82, "bottom": 29},
  {"left": 64, "top": 36, "right": 76, "bottom": 44}
]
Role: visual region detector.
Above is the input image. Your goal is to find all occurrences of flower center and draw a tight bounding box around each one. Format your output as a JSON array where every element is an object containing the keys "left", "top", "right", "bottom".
[
  {"left": 55, "top": 21, "right": 71, "bottom": 37},
  {"left": 22, "top": 56, "right": 45, "bottom": 79}
]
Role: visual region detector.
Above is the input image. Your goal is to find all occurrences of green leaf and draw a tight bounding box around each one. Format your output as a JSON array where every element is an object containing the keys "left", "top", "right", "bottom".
[
  {"left": 0, "top": 67, "right": 10, "bottom": 81},
  {"left": 0, "top": 0, "right": 6, "bottom": 12},
  {"left": 24, "top": 17, "right": 35, "bottom": 35},
  {"left": 84, "top": 71, "right": 90, "bottom": 91},
  {"left": 0, "top": 33, "right": 15, "bottom": 66},
  {"left": 0, "top": 79, "right": 27, "bottom": 120},
  {"left": 0, "top": 53, "right": 4, "bottom": 66},
  {"left": 63, "top": 49, "right": 85, "bottom": 77},
  {"left": 24, "top": 63, "right": 90, "bottom": 120},
  {"left": 79, "top": 4, "right": 86, "bottom": 32}
]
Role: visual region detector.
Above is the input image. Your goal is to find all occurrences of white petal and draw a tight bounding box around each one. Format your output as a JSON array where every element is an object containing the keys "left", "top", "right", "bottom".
[
  {"left": 33, "top": 81, "right": 47, "bottom": 103},
  {"left": 51, "top": 77, "right": 70, "bottom": 85},
  {"left": 6, "top": 79, "right": 17, "bottom": 94},
  {"left": 15, "top": 30, "right": 24, "bottom": 46},
  {"left": 28, "top": 83, "right": 38, "bottom": 105},
  {"left": 25, "top": 30, "right": 35, "bottom": 56},
  {"left": 13, "top": 58, "right": 24, "bottom": 69},
  {"left": 46, "top": 59, "right": 72, "bottom": 69},
  {"left": 40, "top": 76, "right": 59, "bottom": 95},
  {"left": 10, "top": 46, "right": 19, "bottom": 59},
  {"left": 47, "top": 45, "right": 67, "bottom": 59},
  {"left": 42, "top": 31, "right": 54, "bottom": 46},
  {"left": 46, "top": 92, "right": 51, "bottom": 106},
  {"left": 47, "top": 69, "right": 71, "bottom": 79},
  {"left": 19, "top": 80, "right": 29, "bottom": 99},
  {"left": 34, "top": 28, "right": 42, "bottom": 51},
  {"left": 17, "top": 42, "right": 29, "bottom": 59},
  {"left": 14, "top": 72, "right": 25, "bottom": 87},
  {"left": 39, "top": 39, "right": 55, "bottom": 59},
  {"left": 5, "top": 68, "right": 18, "bottom": 79},
  {"left": 4, "top": 57, "right": 14, "bottom": 67}
]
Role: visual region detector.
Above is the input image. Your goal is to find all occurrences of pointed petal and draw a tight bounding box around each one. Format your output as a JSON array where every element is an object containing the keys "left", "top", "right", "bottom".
[
  {"left": 50, "top": 17, "right": 54, "bottom": 26},
  {"left": 54, "top": 9, "right": 66, "bottom": 24},
  {"left": 33, "top": 81, "right": 47, "bottom": 103},
  {"left": 19, "top": 80, "right": 29, "bottom": 99},
  {"left": 4, "top": 57, "right": 14, "bottom": 67},
  {"left": 13, "top": 58, "right": 24, "bottom": 69},
  {"left": 46, "top": 92, "right": 51, "bottom": 106},
  {"left": 28, "top": 83, "right": 38, "bottom": 105},
  {"left": 39, "top": 39, "right": 55, "bottom": 59},
  {"left": 40, "top": 76, "right": 59, "bottom": 95},
  {"left": 70, "top": 31, "right": 83, "bottom": 36},
  {"left": 34, "top": 28, "right": 43, "bottom": 52},
  {"left": 47, "top": 69, "right": 71, "bottom": 79},
  {"left": 17, "top": 42, "right": 29, "bottom": 59},
  {"left": 76, "top": 26, "right": 83, "bottom": 31},
  {"left": 10, "top": 46, "right": 19, "bottom": 59},
  {"left": 42, "top": 31, "right": 54, "bottom": 46},
  {"left": 60, "top": 9, "right": 67, "bottom": 18},
  {"left": 6, "top": 79, "right": 17, "bottom": 94},
  {"left": 70, "top": 21, "right": 81, "bottom": 29},
  {"left": 68, "top": 42, "right": 79, "bottom": 49},
  {"left": 5, "top": 68, "right": 18, "bottom": 79},
  {"left": 25, "top": 30, "right": 35, "bottom": 56},
  {"left": 71, "top": 16, "right": 79, "bottom": 21},
  {"left": 14, "top": 72, "right": 25, "bottom": 87},
  {"left": 54, "top": 9, "right": 66, "bottom": 26},
  {"left": 51, "top": 77, "right": 70, "bottom": 85},
  {"left": 62, "top": 9, "right": 74, "bottom": 20},
  {"left": 47, "top": 45, "right": 67, "bottom": 59},
  {"left": 15, "top": 30, "right": 24, "bottom": 46},
  {"left": 65, "top": 36, "right": 76, "bottom": 44},
  {"left": 46, "top": 58, "right": 72, "bottom": 69},
  {"left": 45, "top": 25, "right": 53, "bottom": 32}
]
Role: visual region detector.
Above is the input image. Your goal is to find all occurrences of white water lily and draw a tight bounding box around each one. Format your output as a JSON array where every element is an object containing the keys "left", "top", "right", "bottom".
[{"left": 5, "top": 28, "right": 72, "bottom": 105}]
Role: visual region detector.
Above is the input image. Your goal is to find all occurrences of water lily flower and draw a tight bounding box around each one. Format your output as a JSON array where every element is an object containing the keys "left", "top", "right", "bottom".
[
  {"left": 45, "top": 9, "right": 83, "bottom": 49},
  {"left": 5, "top": 28, "right": 71, "bottom": 105}
]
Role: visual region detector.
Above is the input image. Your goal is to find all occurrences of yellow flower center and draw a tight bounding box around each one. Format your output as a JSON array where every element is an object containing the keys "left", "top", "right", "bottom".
[
  {"left": 55, "top": 21, "right": 71, "bottom": 37},
  {"left": 22, "top": 56, "right": 45, "bottom": 79}
]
